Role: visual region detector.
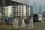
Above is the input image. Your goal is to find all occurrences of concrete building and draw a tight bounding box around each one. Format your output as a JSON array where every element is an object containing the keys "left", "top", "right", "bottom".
[
  {"left": 1, "top": 0, "right": 31, "bottom": 19},
  {"left": 0, "top": 0, "right": 33, "bottom": 29},
  {"left": 4, "top": 5, "right": 30, "bottom": 17}
]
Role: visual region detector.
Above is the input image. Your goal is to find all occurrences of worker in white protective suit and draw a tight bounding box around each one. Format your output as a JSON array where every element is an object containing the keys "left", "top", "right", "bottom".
[{"left": 29, "top": 16, "right": 33, "bottom": 29}]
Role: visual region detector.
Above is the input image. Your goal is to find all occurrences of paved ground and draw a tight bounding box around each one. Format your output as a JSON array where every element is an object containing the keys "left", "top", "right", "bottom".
[
  {"left": 0, "top": 22, "right": 45, "bottom": 30},
  {"left": 33, "top": 22, "right": 45, "bottom": 30},
  {"left": 13, "top": 22, "right": 45, "bottom": 30}
]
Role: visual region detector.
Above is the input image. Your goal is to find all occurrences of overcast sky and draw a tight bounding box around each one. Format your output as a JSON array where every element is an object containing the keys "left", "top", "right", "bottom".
[{"left": 28, "top": 0, "right": 45, "bottom": 14}]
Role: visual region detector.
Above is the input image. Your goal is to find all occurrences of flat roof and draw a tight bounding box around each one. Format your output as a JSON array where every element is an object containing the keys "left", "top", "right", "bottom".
[{"left": 0, "top": 0, "right": 30, "bottom": 7}]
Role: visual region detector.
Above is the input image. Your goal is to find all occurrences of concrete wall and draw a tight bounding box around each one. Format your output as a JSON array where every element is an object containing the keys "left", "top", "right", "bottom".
[
  {"left": 23, "top": 5, "right": 26, "bottom": 16},
  {"left": 4, "top": 6, "right": 13, "bottom": 17},
  {"left": 29, "top": 7, "right": 31, "bottom": 16},
  {"left": 26, "top": 6, "right": 31, "bottom": 16}
]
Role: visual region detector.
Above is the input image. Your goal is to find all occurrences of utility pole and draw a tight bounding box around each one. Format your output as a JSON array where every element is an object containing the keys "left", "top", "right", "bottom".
[
  {"left": 34, "top": 2, "right": 37, "bottom": 14},
  {"left": 39, "top": 5, "right": 42, "bottom": 14}
]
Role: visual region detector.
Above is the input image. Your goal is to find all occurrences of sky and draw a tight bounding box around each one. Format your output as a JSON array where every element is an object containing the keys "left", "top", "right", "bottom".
[{"left": 28, "top": 0, "right": 45, "bottom": 14}]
